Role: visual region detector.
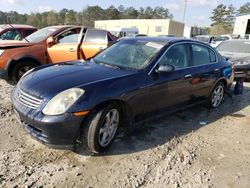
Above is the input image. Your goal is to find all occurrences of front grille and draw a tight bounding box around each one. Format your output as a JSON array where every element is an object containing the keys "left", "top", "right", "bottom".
[{"left": 17, "top": 89, "right": 43, "bottom": 110}]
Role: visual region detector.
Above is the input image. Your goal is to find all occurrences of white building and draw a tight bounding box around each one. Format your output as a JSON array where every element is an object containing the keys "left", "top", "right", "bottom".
[{"left": 233, "top": 14, "right": 250, "bottom": 37}]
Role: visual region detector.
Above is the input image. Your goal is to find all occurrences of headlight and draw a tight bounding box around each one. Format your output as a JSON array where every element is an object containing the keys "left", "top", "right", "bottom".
[
  {"left": 42, "top": 88, "right": 85, "bottom": 116},
  {"left": 0, "top": 50, "right": 4, "bottom": 56}
]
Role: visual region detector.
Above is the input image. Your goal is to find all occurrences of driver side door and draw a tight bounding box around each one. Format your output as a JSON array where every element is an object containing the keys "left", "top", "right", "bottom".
[
  {"left": 146, "top": 43, "right": 193, "bottom": 115},
  {"left": 47, "top": 27, "right": 82, "bottom": 63}
]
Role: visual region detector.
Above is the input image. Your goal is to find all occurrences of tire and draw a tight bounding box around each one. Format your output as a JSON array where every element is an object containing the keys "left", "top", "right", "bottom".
[
  {"left": 209, "top": 82, "right": 225, "bottom": 108},
  {"left": 11, "top": 60, "right": 38, "bottom": 84},
  {"left": 81, "top": 104, "right": 121, "bottom": 153}
]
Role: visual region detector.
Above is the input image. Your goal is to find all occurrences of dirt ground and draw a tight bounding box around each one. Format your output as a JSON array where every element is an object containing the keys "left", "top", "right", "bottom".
[{"left": 0, "top": 79, "right": 250, "bottom": 188}]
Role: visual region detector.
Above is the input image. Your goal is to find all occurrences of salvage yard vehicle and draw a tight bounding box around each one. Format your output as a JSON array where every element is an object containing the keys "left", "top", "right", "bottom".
[
  {"left": 11, "top": 37, "right": 234, "bottom": 153},
  {"left": 0, "top": 24, "right": 37, "bottom": 41},
  {"left": 217, "top": 40, "right": 250, "bottom": 80},
  {"left": 0, "top": 25, "right": 117, "bottom": 83}
]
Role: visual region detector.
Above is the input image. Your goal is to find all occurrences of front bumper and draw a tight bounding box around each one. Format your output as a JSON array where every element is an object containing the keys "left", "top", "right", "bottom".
[
  {"left": 12, "top": 91, "right": 85, "bottom": 150},
  {"left": 234, "top": 64, "right": 250, "bottom": 79}
]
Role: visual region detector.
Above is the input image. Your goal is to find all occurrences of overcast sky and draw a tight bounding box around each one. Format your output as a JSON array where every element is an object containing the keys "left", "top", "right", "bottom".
[{"left": 0, "top": 0, "right": 248, "bottom": 27}]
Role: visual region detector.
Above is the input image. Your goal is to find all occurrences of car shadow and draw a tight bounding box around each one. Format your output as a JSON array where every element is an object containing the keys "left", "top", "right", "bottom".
[{"left": 76, "top": 85, "right": 250, "bottom": 156}]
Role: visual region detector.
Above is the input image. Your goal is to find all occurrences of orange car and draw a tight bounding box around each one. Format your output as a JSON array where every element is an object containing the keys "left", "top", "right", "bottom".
[{"left": 0, "top": 26, "right": 117, "bottom": 83}]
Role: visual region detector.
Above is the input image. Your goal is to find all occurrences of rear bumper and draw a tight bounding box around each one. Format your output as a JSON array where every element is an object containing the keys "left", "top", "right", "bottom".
[
  {"left": 12, "top": 92, "right": 85, "bottom": 149},
  {"left": 234, "top": 64, "right": 250, "bottom": 79}
]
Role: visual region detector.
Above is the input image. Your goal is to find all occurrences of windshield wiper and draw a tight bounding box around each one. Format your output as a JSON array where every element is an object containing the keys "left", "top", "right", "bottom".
[{"left": 92, "top": 59, "right": 120, "bottom": 69}]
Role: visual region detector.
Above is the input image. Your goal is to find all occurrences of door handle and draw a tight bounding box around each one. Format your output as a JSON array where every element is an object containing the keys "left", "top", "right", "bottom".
[
  {"left": 214, "top": 68, "right": 220, "bottom": 73},
  {"left": 99, "top": 47, "right": 104, "bottom": 50},
  {"left": 184, "top": 74, "right": 192, "bottom": 78},
  {"left": 68, "top": 48, "right": 76, "bottom": 52}
]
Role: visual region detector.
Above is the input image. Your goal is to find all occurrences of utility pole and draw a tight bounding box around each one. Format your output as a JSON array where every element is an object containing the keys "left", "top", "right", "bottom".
[{"left": 183, "top": 0, "right": 187, "bottom": 24}]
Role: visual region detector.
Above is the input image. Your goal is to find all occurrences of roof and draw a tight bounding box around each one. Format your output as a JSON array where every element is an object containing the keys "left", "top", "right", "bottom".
[{"left": 0, "top": 24, "right": 36, "bottom": 29}]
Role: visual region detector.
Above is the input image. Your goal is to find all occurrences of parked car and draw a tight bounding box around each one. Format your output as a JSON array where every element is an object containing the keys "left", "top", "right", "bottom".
[
  {"left": 0, "top": 24, "right": 37, "bottom": 41},
  {"left": 217, "top": 40, "right": 250, "bottom": 80},
  {"left": 193, "top": 35, "right": 228, "bottom": 48},
  {"left": 11, "top": 37, "right": 234, "bottom": 153},
  {"left": 220, "top": 34, "right": 240, "bottom": 40},
  {"left": 0, "top": 26, "right": 117, "bottom": 83},
  {"left": 241, "top": 34, "right": 250, "bottom": 40}
]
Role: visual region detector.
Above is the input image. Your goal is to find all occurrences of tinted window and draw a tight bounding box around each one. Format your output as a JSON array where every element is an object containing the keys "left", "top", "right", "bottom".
[
  {"left": 24, "top": 29, "right": 35, "bottom": 37},
  {"left": 209, "top": 49, "right": 217, "bottom": 62},
  {"left": 191, "top": 44, "right": 210, "bottom": 66},
  {"left": 84, "top": 29, "right": 107, "bottom": 43},
  {"left": 0, "top": 29, "right": 22, "bottom": 40},
  {"left": 159, "top": 44, "right": 189, "bottom": 69}
]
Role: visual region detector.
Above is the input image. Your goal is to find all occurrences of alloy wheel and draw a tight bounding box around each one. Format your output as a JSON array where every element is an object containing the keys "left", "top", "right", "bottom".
[
  {"left": 211, "top": 85, "right": 224, "bottom": 108},
  {"left": 99, "top": 109, "right": 119, "bottom": 147}
]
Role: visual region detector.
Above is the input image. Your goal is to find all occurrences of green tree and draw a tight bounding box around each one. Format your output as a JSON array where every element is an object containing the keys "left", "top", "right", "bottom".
[
  {"left": 210, "top": 4, "right": 235, "bottom": 34},
  {"left": 238, "top": 2, "right": 250, "bottom": 15},
  {"left": 47, "top": 11, "right": 58, "bottom": 26}
]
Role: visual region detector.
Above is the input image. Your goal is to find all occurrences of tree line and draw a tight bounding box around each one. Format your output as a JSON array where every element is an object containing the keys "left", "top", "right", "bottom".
[
  {"left": 0, "top": 2, "right": 249, "bottom": 35},
  {"left": 0, "top": 5, "right": 173, "bottom": 28}
]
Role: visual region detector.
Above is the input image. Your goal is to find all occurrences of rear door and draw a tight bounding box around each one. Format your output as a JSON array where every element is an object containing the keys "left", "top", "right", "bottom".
[
  {"left": 47, "top": 27, "right": 82, "bottom": 63},
  {"left": 79, "top": 29, "right": 109, "bottom": 60},
  {"left": 189, "top": 43, "right": 219, "bottom": 99}
]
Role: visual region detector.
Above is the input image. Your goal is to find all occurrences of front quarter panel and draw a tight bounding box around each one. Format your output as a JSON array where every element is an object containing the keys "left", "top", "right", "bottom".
[{"left": 69, "top": 71, "right": 147, "bottom": 118}]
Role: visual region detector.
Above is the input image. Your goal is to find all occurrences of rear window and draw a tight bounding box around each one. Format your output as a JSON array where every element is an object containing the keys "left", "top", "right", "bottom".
[
  {"left": 217, "top": 41, "right": 250, "bottom": 53},
  {"left": 84, "top": 29, "right": 107, "bottom": 43}
]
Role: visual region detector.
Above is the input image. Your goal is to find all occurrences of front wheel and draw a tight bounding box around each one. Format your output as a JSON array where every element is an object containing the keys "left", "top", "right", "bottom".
[
  {"left": 11, "top": 61, "right": 37, "bottom": 83},
  {"left": 81, "top": 104, "right": 121, "bottom": 153},
  {"left": 210, "top": 82, "right": 225, "bottom": 108}
]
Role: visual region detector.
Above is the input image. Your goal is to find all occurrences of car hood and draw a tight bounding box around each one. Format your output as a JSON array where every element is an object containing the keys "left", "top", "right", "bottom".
[
  {"left": 19, "top": 61, "right": 136, "bottom": 99},
  {"left": 0, "top": 40, "right": 33, "bottom": 48},
  {"left": 219, "top": 51, "right": 250, "bottom": 63}
]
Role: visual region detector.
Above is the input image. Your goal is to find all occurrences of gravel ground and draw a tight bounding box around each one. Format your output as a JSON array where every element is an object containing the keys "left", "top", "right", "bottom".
[{"left": 0, "top": 79, "right": 250, "bottom": 188}]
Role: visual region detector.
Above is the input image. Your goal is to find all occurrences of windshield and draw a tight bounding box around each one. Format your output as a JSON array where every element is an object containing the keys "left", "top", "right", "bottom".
[
  {"left": 93, "top": 40, "right": 164, "bottom": 70},
  {"left": 217, "top": 41, "right": 250, "bottom": 53},
  {"left": 25, "top": 27, "right": 58, "bottom": 42}
]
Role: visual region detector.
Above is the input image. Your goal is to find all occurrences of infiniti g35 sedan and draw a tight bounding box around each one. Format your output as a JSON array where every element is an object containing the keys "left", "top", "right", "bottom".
[{"left": 11, "top": 37, "right": 234, "bottom": 153}]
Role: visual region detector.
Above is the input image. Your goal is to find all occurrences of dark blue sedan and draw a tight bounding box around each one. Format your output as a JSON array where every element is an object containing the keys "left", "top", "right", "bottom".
[{"left": 11, "top": 37, "right": 234, "bottom": 153}]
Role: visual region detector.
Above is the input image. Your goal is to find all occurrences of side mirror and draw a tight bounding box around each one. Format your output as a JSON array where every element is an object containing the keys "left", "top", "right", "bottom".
[
  {"left": 46, "top": 37, "right": 55, "bottom": 47},
  {"left": 157, "top": 64, "right": 175, "bottom": 73}
]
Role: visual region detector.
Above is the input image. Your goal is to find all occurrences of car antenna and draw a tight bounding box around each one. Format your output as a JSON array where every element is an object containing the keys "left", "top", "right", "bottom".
[{"left": 6, "top": 16, "right": 14, "bottom": 29}]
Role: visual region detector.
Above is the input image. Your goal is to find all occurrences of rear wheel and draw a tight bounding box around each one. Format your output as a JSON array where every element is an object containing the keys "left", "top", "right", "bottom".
[
  {"left": 81, "top": 104, "right": 121, "bottom": 153},
  {"left": 210, "top": 82, "right": 225, "bottom": 108},
  {"left": 11, "top": 60, "right": 38, "bottom": 83}
]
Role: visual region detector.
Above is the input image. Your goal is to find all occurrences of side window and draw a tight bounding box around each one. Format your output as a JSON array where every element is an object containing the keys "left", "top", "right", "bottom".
[
  {"left": 159, "top": 44, "right": 189, "bottom": 69},
  {"left": 191, "top": 44, "right": 210, "bottom": 66},
  {"left": 209, "top": 49, "right": 217, "bottom": 63},
  {"left": 84, "top": 29, "right": 107, "bottom": 43},
  {"left": 0, "top": 29, "right": 21, "bottom": 40},
  {"left": 24, "top": 29, "right": 35, "bottom": 37},
  {"left": 56, "top": 28, "right": 81, "bottom": 44}
]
